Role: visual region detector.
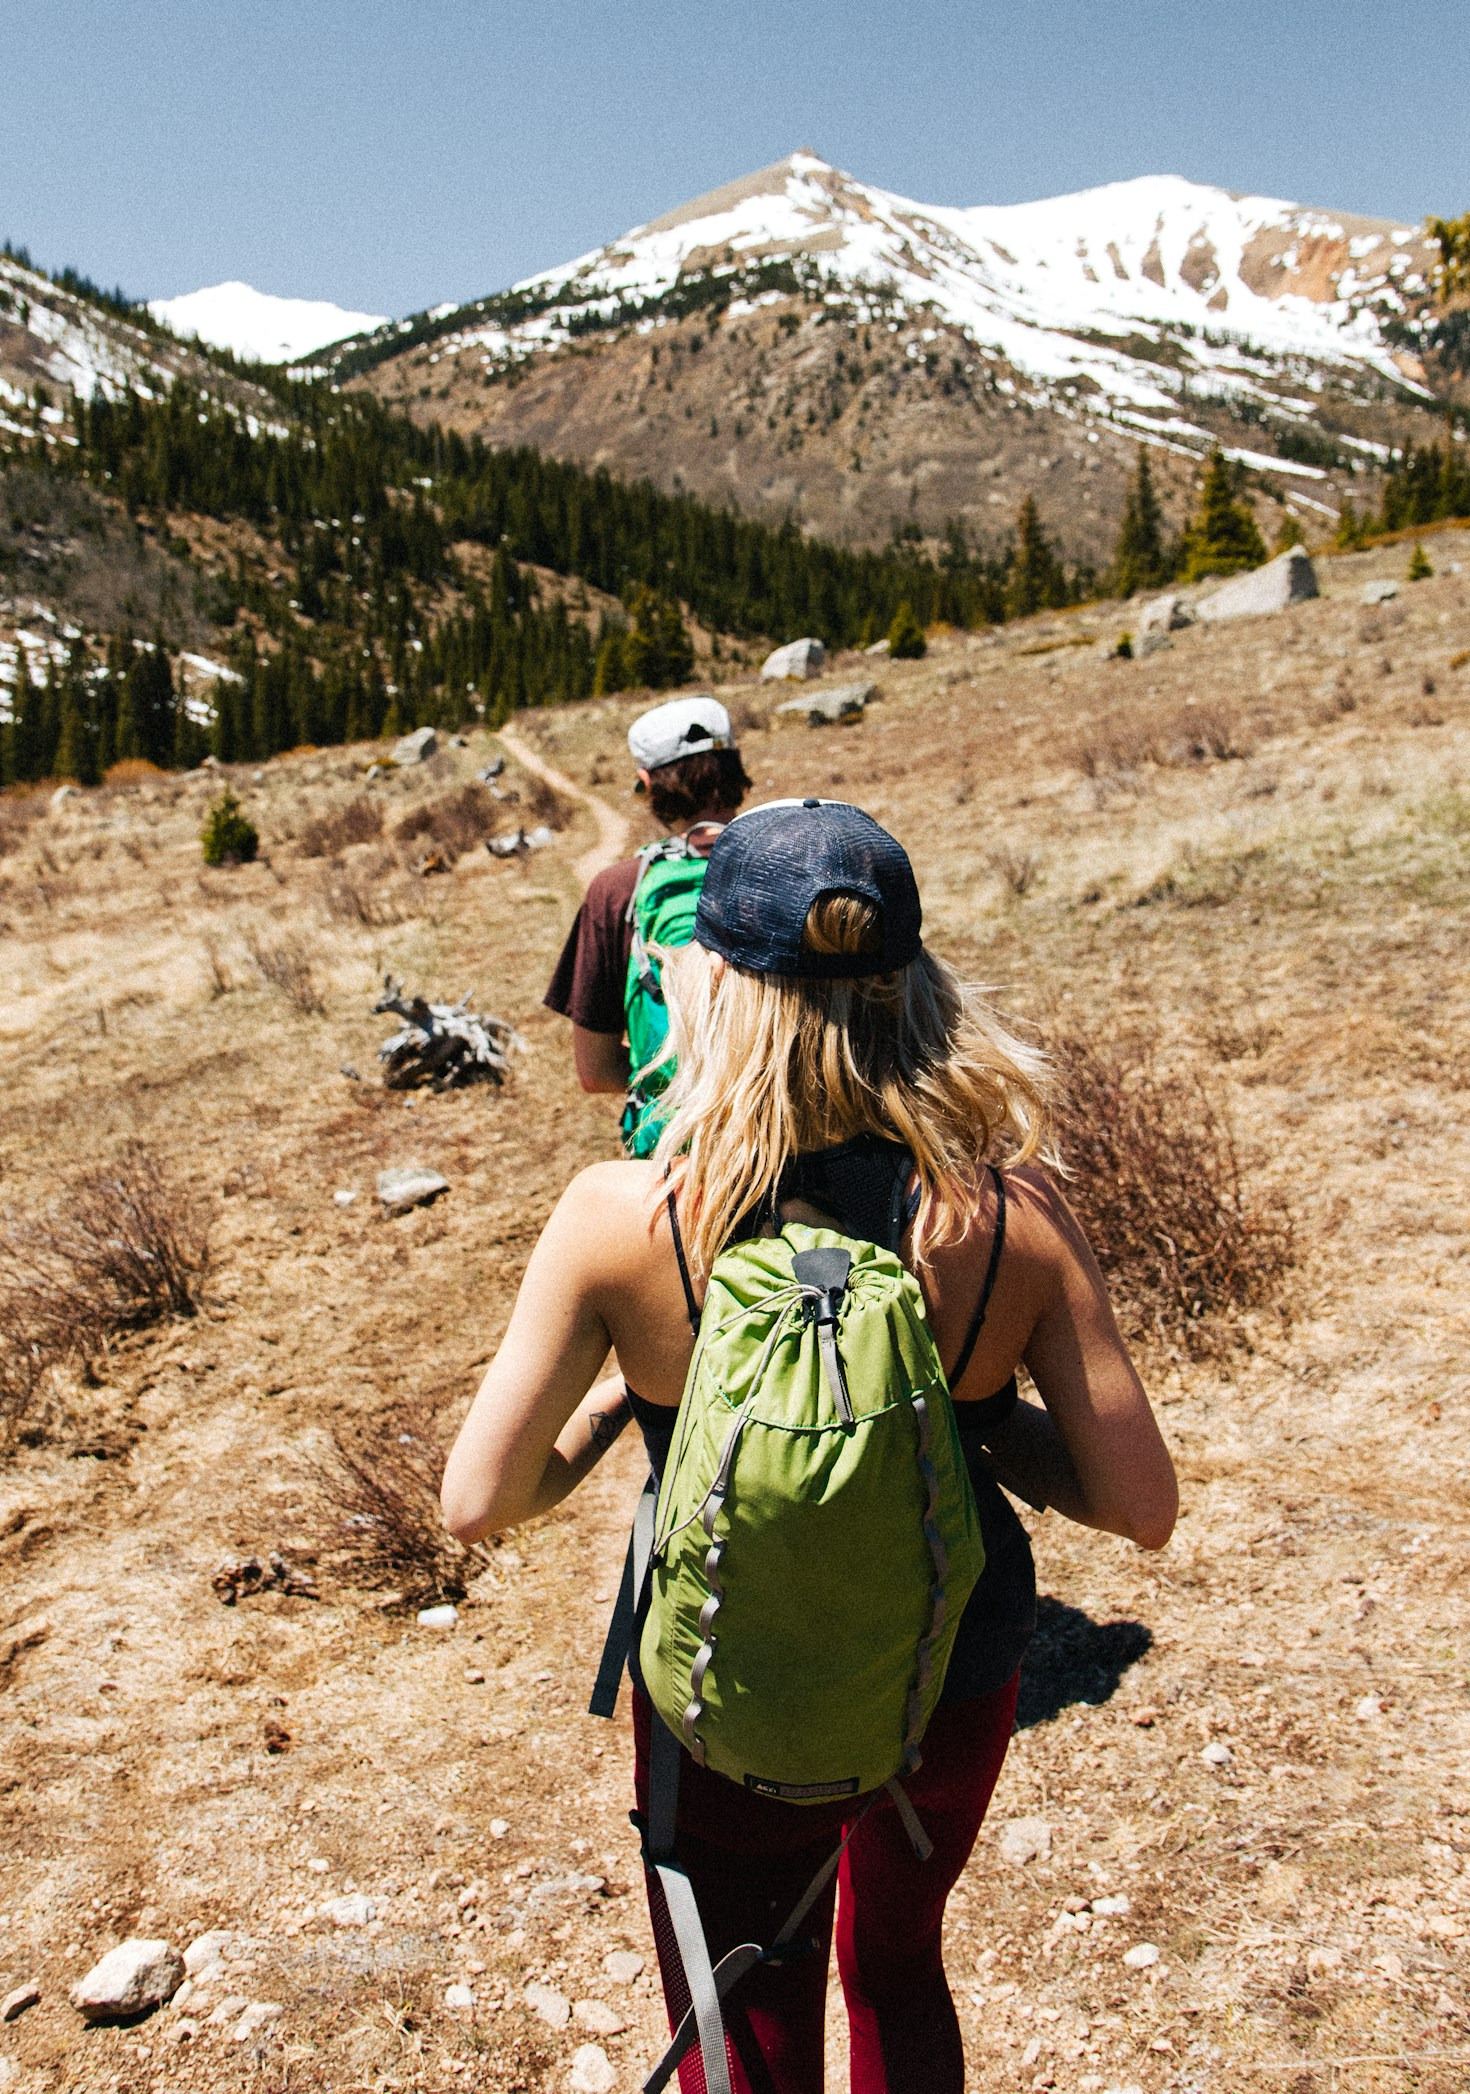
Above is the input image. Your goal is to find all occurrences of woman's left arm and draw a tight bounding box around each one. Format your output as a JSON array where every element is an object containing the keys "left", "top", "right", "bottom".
[{"left": 441, "top": 1168, "right": 631, "bottom": 1542}]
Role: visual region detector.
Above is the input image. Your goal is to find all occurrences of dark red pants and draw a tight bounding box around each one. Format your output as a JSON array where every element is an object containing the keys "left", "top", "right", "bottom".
[{"left": 633, "top": 1673, "right": 1018, "bottom": 2094}]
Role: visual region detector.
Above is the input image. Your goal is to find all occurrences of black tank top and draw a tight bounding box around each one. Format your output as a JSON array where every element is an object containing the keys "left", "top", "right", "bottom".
[{"left": 630, "top": 1138, "right": 1036, "bottom": 1703}]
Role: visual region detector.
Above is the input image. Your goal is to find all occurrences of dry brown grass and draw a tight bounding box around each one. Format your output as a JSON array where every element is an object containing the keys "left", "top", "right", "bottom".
[
  {"left": 102, "top": 757, "right": 169, "bottom": 786},
  {"left": 306, "top": 1420, "right": 485, "bottom": 1606},
  {"left": 0, "top": 1145, "right": 211, "bottom": 1441},
  {"left": 297, "top": 794, "right": 383, "bottom": 857},
  {"left": 1075, "top": 700, "right": 1255, "bottom": 781},
  {"left": 0, "top": 786, "right": 47, "bottom": 857},
  {"left": 988, "top": 843, "right": 1044, "bottom": 896},
  {"left": 315, "top": 858, "right": 411, "bottom": 926},
  {"left": 243, "top": 924, "right": 327, "bottom": 1013},
  {"left": 392, "top": 782, "right": 501, "bottom": 864},
  {"left": 1051, "top": 1033, "right": 1294, "bottom": 1352}
]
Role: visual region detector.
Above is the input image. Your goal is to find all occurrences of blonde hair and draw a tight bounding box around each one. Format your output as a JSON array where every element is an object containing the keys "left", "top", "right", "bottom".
[{"left": 652, "top": 893, "right": 1051, "bottom": 1278}]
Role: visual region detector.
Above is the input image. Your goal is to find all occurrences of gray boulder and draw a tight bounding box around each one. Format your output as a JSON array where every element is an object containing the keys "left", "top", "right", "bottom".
[
  {"left": 775, "top": 680, "right": 874, "bottom": 727},
  {"left": 1360, "top": 578, "right": 1399, "bottom": 605},
  {"left": 1137, "top": 592, "right": 1193, "bottom": 635},
  {"left": 393, "top": 726, "right": 438, "bottom": 764},
  {"left": 377, "top": 1165, "right": 449, "bottom": 1213},
  {"left": 761, "top": 637, "right": 826, "bottom": 681},
  {"left": 1197, "top": 549, "right": 1318, "bottom": 622},
  {"left": 71, "top": 1939, "right": 185, "bottom": 2022}
]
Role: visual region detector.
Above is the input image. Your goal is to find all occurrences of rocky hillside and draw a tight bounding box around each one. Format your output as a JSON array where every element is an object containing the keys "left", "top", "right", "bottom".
[{"left": 348, "top": 154, "right": 1457, "bottom": 560}]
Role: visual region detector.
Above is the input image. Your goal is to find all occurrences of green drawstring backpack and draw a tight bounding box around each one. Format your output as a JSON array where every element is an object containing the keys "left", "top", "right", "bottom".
[
  {"left": 619, "top": 836, "right": 709, "bottom": 1159},
  {"left": 592, "top": 1203, "right": 987, "bottom": 2094}
]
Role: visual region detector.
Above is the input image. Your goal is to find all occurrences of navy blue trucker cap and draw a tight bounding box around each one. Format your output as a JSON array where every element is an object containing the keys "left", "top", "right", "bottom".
[{"left": 693, "top": 799, "right": 923, "bottom": 979}]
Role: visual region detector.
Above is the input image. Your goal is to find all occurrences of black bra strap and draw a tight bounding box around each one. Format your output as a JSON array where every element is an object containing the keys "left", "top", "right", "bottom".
[
  {"left": 666, "top": 1185, "right": 701, "bottom": 1336},
  {"left": 946, "top": 1167, "right": 1007, "bottom": 1392}
]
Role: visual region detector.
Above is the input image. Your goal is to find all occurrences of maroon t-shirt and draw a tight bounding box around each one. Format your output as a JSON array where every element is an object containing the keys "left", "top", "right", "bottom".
[{"left": 544, "top": 857, "right": 640, "bottom": 1035}]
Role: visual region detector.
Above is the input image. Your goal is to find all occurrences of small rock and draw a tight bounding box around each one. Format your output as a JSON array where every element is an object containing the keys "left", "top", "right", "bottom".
[
  {"left": 1, "top": 1983, "right": 39, "bottom": 2022},
  {"left": 1355, "top": 1694, "right": 1383, "bottom": 1720},
  {"left": 1200, "top": 1740, "right": 1233, "bottom": 1767},
  {"left": 206, "top": 1994, "right": 252, "bottom": 2025},
  {"left": 761, "top": 636, "right": 826, "bottom": 681},
  {"left": 478, "top": 757, "right": 506, "bottom": 781},
  {"left": 377, "top": 1164, "right": 449, "bottom": 1213},
  {"left": 524, "top": 1981, "right": 571, "bottom": 2028},
  {"left": 569, "top": 2044, "right": 617, "bottom": 2093},
  {"left": 51, "top": 783, "right": 78, "bottom": 807},
  {"left": 1130, "top": 1706, "right": 1158, "bottom": 1727},
  {"left": 603, "top": 1950, "right": 644, "bottom": 1985},
  {"left": 1123, "top": 1942, "right": 1161, "bottom": 1969},
  {"left": 1091, "top": 1894, "right": 1130, "bottom": 1917},
  {"left": 465, "top": 1668, "right": 486, "bottom": 1684},
  {"left": 71, "top": 1938, "right": 185, "bottom": 2022},
  {"left": 263, "top": 1715, "right": 291, "bottom": 1754},
  {"left": 774, "top": 679, "right": 874, "bottom": 727},
  {"left": 231, "top": 2000, "right": 283, "bottom": 2043},
  {"left": 417, "top": 1603, "right": 459, "bottom": 1630},
  {"left": 184, "top": 1930, "right": 234, "bottom": 1977},
  {"left": 340, "top": 1063, "right": 361, "bottom": 1081},
  {"left": 171, "top": 2017, "right": 200, "bottom": 2043},
  {"left": 490, "top": 1818, "right": 510, "bottom": 1839},
  {"left": 322, "top": 1893, "right": 376, "bottom": 1927},
  {"left": 864, "top": 637, "right": 891, "bottom": 656},
  {"left": 1360, "top": 578, "right": 1399, "bottom": 605},
  {"left": 574, "top": 1998, "right": 628, "bottom": 2036},
  {"left": 1135, "top": 630, "right": 1173, "bottom": 657},
  {"left": 997, "top": 1816, "right": 1051, "bottom": 1866},
  {"left": 0, "top": 2062, "right": 17, "bottom": 2089},
  {"left": 444, "top": 1982, "right": 475, "bottom": 2011},
  {"left": 333, "top": 1188, "right": 357, "bottom": 1207},
  {"left": 487, "top": 828, "right": 529, "bottom": 857},
  {"left": 525, "top": 824, "right": 554, "bottom": 850},
  {"left": 393, "top": 726, "right": 438, "bottom": 765}
]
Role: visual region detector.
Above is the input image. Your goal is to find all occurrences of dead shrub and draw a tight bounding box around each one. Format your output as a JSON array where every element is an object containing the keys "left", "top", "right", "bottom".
[
  {"left": 243, "top": 926, "right": 326, "bottom": 1014},
  {"left": 297, "top": 795, "right": 383, "bottom": 858},
  {"left": 0, "top": 789, "right": 46, "bottom": 858},
  {"left": 306, "top": 1424, "right": 483, "bottom": 1605},
  {"left": 989, "top": 844, "right": 1043, "bottom": 896},
  {"left": 393, "top": 783, "right": 500, "bottom": 865},
  {"left": 103, "top": 758, "right": 168, "bottom": 787},
  {"left": 316, "top": 862, "right": 408, "bottom": 927},
  {"left": 519, "top": 772, "right": 575, "bottom": 830},
  {"left": 0, "top": 1146, "right": 212, "bottom": 1442},
  {"left": 1074, "top": 718, "right": 1157, "bottom": 781},
  {"left": 1159, "top": 704, "right": 1255, "bottom": 765},
  {"left": 1050, "top": 1035, "right": 1293, "bottom": 1352}
]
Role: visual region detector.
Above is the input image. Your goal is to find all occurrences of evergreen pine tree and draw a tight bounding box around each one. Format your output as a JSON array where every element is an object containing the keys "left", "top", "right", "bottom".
[
  {"left": 593, "top": 627, "right": 627, "bottom": 696},
  {"left": 1110, "top": 448, "right": 1171, "bottom": 596},
  {"left": 10, "top": 648, "right": 44, "bottom": 783},
  {"left": 1273, "top": 510, "right": 1305, "bottom": 553},
  {"left": 1179, "top": 451, "right": 1267, "bottom": 581},
  {"left": 53, "top": 648, "right": 97, "bottom": 785},
  {"left": 1004, "top": 497, "right": 1067, "bottom": 620},
  {"left": 887, "top": 601, "right": 927, "bottom": 659},
  {"left": 1407, "top": 541, "right": 1434, "bottom": 581}
]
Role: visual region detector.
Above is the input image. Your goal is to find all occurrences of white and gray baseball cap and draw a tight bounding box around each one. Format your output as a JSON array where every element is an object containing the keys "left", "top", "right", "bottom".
[{"left": 627, "top": 695, "right": 734, "bottom": 773}]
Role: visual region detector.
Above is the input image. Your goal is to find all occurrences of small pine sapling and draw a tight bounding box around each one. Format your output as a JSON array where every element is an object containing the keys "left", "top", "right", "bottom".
[
  {"left": 1407, "top": 542, "right": 1434, "bottom": 582},
  {"left": 200, "top": 788, "right": 259, "bottom": 867},
  {"left": 887, "top": 601, "right": 927, "bottom": 659}
]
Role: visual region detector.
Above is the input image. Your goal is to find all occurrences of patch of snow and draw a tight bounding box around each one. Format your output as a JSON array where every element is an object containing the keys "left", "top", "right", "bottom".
[{"left": 150, "top": 283, "right": 388, "bottom": 364}]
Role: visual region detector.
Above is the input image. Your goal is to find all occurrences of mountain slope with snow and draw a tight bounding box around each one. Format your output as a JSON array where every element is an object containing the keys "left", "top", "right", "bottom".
[{"left": 149, "top": 281, "right": 388, "bottom": 364}]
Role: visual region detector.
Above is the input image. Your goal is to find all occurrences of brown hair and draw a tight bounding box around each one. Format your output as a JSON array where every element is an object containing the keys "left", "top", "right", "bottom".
[{"left": 646, "top": 747, "right": 752, "bottom": 826}]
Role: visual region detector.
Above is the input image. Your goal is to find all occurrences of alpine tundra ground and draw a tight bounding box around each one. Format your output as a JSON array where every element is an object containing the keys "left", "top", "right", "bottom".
[{"left": 0, "top": 531, "right": 1467, "bottom": 2094}]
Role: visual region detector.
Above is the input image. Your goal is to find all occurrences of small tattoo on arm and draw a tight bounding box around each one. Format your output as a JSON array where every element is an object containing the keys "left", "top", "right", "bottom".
[{"left": 588, "top": 1395, "right": 631, "bottom": 1453}]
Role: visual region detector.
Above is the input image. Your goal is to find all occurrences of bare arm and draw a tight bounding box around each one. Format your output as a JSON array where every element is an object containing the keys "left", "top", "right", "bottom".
[
  {"left": 441, "top": 1171, "right": 627, "bottom": 1541},
  {"left": 573, "top": 1026, "right": 629, "bottom": 1094},
  {"left": 980, "top": 1171, "right": 1177, "bottom": 1550}
]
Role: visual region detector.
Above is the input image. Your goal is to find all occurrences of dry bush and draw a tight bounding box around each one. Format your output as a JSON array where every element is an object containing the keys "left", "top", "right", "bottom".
[
  {"left": 103, "top": 758, "right": 168, "bottom": 786},
  {"left": 0, "top": 790, "right": 47, "bottom": 859},
  {"left": 0, "top": 1147, "right": 211, "bottom": 1440},
  {"left": 519, "top": 771, "right": 575, "bottom": 829},
  {"left": 316, "top": 862, "right": 409, "bottom": 927},
  {"left": 1050, "top": 1035, "right": 1293, "bottom": 1352},
  {"left": 393, "top": 783, "right": 500, "bottom": 864},
  {"left": 1074, "top": 717, "right": 1158, "bottom": 781},
  {"left": 306, "top": 1423, "right": 483, "bottom": 1605},
  {"left": 1158, "top": 703, "right": 1255, "bottom": 765},
  {"left": 243, "top": 926, "right": 326, "bottom": 1014},
  {"left": 989, "top": 844, "right": 1043, "bottom": 897},
  {"left": 297, "top": 795, "right": 383, "bottom": 858}
]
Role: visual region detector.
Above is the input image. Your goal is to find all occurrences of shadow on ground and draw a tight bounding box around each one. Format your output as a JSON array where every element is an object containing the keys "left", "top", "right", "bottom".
[{"left": 1015, "top": 1596, "right": 1153, "bottom": 1730}]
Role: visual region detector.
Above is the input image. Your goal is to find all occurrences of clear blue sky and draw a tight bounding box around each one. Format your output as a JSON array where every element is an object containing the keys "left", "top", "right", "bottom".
[{"left": 4, "top": 0, "right": 1465, "bottom": 317}]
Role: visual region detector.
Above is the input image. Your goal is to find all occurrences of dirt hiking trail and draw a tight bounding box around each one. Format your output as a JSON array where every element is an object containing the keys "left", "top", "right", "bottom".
[{"left": 497, "top": 723, "right": 630, "bottom": 888}]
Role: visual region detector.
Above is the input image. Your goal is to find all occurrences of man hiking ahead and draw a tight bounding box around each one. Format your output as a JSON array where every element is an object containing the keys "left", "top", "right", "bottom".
[{"left": 544, "top": 694, "right": 752, "bottom": 1154}]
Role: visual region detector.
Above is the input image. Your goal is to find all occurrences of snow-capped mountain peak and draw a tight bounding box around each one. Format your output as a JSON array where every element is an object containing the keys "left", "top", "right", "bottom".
[{"left": 149, "top": 282, "right": 388, "bottom": 365}]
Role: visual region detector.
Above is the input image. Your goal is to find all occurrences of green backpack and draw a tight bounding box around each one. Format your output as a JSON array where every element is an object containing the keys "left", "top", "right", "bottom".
[
  {"left": 620, "top": 837, "right": 710, "bottom": 1159},
  {"left": 591, "top": 1213, "right": 986, "bottom": 2094}
]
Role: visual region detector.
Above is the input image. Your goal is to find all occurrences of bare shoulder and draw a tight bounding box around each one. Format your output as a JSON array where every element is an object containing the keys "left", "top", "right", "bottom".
[
  {"left": 1001, "top": 1162, "right": 1093, "bottom": 1265},
  {"left": 546, "top": 1159, "right": 665, "bottom": 1267}
]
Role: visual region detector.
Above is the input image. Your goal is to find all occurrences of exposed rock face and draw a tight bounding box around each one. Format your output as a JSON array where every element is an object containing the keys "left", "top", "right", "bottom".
[
  {"left": 376, "top": 1165, "right": 449, "bottom": 1212},
  {"left": 761, "top": 637, "right": 826, "bottom": 680},
  {"left": 393, "top": 726, "right": 438, "bottom": 764},
  {"left": 1196, "top": 549, "right": 1318, "bottom": 621},
  {"left": 774, "top": 679, "right": 875, "bottom": 726},
  {"left": 1361, "top": 578, "right": 1400, "bottom": 605},
  {"left": 71, "top": 1940, "right": 184, "bottom": 2022},
  {"left": 1137, "top": 592, "right": 1194, "bottom": 634}
]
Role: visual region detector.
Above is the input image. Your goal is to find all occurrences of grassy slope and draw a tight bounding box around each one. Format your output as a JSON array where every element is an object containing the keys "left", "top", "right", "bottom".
[{"left": 0, "top": 533, "right": 1467, "bottom": 2090}]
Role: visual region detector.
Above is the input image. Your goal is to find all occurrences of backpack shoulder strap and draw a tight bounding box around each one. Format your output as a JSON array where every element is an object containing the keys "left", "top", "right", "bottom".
[
  {"left": 666, "top": 1184, "right": 701, "bottom": 1337},
  {"left": 946, "top": 1166, "right": 1007, "bottom": 1391}
]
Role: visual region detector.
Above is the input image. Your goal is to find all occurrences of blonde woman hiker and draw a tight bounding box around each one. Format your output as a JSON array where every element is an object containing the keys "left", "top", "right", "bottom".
[{"left": 445, "top": 799, "right": 1176, "bottom": 2094}]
